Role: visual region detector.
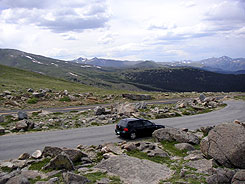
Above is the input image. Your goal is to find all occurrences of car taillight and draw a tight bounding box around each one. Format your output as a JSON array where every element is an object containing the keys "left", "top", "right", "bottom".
[{"left": 123, "top": 128, "right": 128, "bottom": 132}]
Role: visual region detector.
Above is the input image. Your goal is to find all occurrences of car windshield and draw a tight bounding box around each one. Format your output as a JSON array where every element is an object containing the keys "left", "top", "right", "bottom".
[{"left": 118, "top": 119, "right": 128, "bottom": 127}]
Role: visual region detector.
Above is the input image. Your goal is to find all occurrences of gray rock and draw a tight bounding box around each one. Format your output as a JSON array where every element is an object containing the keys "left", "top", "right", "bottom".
[
  {"left": 15, "top": 120, "right": 28, "bottom": 131},
  {"left": 200, "top": 122, "right": 245, "bottom": 168},
  {"left": 0, "top": 115, "right": 4, "bottom": 123},
  {"left": 0, "top": 126, "right": 5, "bottom": 134},
  {"left": 32, "top": 92, "right": 45, "bottom": 98},
  {"left": 31, "top": 150, "right": 42, "bottom": 159},
  {"left": 43, "top": 153, "right": 74, "bottom": 171},
  {"left": 199, "top": 93, "right": 206, "bottom": 102},
  {"left": 94, "top": 106, "right": 105, "bottom": 115},
  {"left": 95, "top": 155, "right": 174, "bottom": 184},
  {"left": 17, "top": 111, "right": 28, "bottom": 120},
  {"left": 63, "top": 148, "right": 87, "bottom": 162},
  {"left": 18, "top": 153, "right": 30, "bottom": 160},
  {"left": 232, "top": 170, "right": 245, "bottom": 184},
  {"left": 207, "top": 168, "right": 236, "bottom": 184},
  {"left": 42, "top": 146, "right": 63, "bottom": 158},
  {"left": 122, "top": 94, "right": 152, "bottom": 100},
  {"left": 185, "top": 159, "right": 213, "bottom": 174},
  {"left": 27, "top": 88, "right": 34, "bottom": 93},
  {"left": 3, "top": 90, "right": 11, "bottom": 96},
  {"left": 6, "top": 175, "right": 30, "bottom": 184},
  {"left": 175, "top": 143, "right": 195, "bottom": 151},
  {"left": 62, "top": 172, "right": 90, "bottom": 184},
  {"left": 153, "top": 127, "right": 200, "bottom": 144}
]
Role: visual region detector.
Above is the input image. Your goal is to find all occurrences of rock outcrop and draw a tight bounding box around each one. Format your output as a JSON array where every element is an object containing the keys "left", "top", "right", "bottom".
[
  {"left": 153, "top": 127, "right": 200, "bottom": 144},
  {"left": 95, "top": 155, "right": 174, "bottom": 184},
  {"left": 200, "top": 122, "right": 245, "bottom": 168}
]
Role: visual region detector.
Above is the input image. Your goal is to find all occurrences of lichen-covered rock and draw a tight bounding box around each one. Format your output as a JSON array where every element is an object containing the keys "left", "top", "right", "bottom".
[
  {"left": 175, "top": 143, "right": 195, "bottom": 151},
  {"left": 43, "top": 153, "right": 74, "bottom": 171},
  {"left": 232, "top": 170, "right": 245, "bottom": 184},
  {"left": 207, "top": 168, "right": 236, "bottom": 184},
  {"left": 42, "top": 146, "right": 63, "bottom": 158},
  {"left": 62, "top": 172, "right": 90, "bottom": 184},
  {"left": 200, "top": 122, "right": 245, "bottom": 168},
  {"left": 153, "top": 127, "right": 200, "bottom": 144},
  {"left": 95, "top": 155, "right": 174, "bottom": 184}
]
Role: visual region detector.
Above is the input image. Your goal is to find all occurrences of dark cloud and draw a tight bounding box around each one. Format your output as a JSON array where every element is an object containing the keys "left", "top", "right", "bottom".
[{"left": 0, "top": 0, "right": 109, "bottom": 32}]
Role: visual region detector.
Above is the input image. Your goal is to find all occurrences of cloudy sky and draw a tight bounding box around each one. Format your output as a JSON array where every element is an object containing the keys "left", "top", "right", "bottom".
[{"left": 0, "top": 0, "right": 245, "bottom": 61}]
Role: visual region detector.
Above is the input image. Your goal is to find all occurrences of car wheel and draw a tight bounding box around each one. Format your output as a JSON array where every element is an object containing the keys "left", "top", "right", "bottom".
[{"left": 130, "top": 132, "right": 136, "bottom": 140}]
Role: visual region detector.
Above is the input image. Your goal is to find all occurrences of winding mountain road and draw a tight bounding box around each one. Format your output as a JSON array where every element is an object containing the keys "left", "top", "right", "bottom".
[{"left": 0, "top": 100, "right": 244, "bottom": 160}]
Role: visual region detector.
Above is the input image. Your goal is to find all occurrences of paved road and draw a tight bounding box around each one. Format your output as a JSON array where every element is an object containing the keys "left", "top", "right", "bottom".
[{"left": 0, "top": 100, "right": 244, "bottom": 160}]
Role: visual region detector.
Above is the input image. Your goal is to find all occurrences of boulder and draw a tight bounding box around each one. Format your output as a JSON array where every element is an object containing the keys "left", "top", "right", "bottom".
[
  {"left": 63, "top": 148, "right": 87, "bottom": 162},
  {"left": 42, "top": 146, "right": 63, "bottom": 158},
  {"left": 43, "top": 153, "right": 74, "bottom": 171},
  {"left": 0, "top": 126, "right": 5, "bottom": 134},
  {"left": 27, "top": 88, "right": 34, "bottom": 93},
  {"left": 96, "top": 155, "right": 174, "bottom": 184},
  {"left": 94, "top": 106, "right": 105, "bottom": 115},
  {"left": 185, "top": 159, "right": 213, "bottom": 174},
  {"left": 116, "top": 103, "right": 137, "bottom": 116},
  {"left": 32, "top": 92, "right": 45, "bottom": 98},
  {"left": 17, "top": 111, "right": 28, "bottom": 120},
  {"left": 32, "top": 150, "right": 42, "bottom": 159},
  {"left": 15, "top": 120, "right": 28, "bottom": 131},
  {"left": 122, "top": 94, "right": 152, "bottom": 101},
  {"left": 153, "top": 127, "right": 200, "bottom": 144},
  {"left": 207, "top": 168, "right": 236, "bottom": 184},
  {"left": 6, "top": 175, "right": 30, "bottom": 184},
  {"left": 18, "top": 153, "right": 30, "bottom": 160},
  {"left": 199, "top": 93, "right": 206, "bottom": 102},
  {"left": 232, "top": 170, "right": 245, "bottom": 184},
  {"left": 62, "top": 172, "right": 90, "bottom": 184},
  {"left": 200, "top": 122, "right": 245, "bottom": 168},
  {"left": 174, "top": 143, "right": 195, "bottom": 151},
  {"left": 0, "top": 115, "right": 4, "bottom": 123}
]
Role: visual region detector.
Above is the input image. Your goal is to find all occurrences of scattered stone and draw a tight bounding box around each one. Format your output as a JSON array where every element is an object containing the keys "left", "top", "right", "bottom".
[
  {"left": 122, "top": 94, "right": 152, "bottom": 101},
  {"left": 0, "top": 115, "right": 4, "bottom": 123},
  {"left": 153, "top": 127, "right": 200, "bottom": 144},
  {"left": 63, "top": 148, "right": 87, "bottom": 162},
  {"left": 27, "top": 88, "right": 34, "bottom": 93},
  {"left": 96, "top": 155, "right": 174, "bottom": 184},
  {"left": 32, "top": 150, "right": 42, "bottom": 159},
  {"left": 185, "top": 159, "right": 213, "bottom": 174},
  {"left": 62, "top": 172, "right": 90, "bottom": 184},
  {"left": 122, "top": 143, "right": 137, "bottom": 151},
  {"left": 42, "top": 146, "right": 63, "bottom": 158},
  {"left": 43, "top": 153, "right": 74, "bottom": 171},
  {"left": 0, "top": 125, "right": 5, "bottom": 134},
  {"left": 15, "top": 120, "right": 28, "bottom": 131},
  {"left": 17, "top": 111, "right": 28, "bottom": 120},
  {"left": 175, "top": 143, "right": 195, "bottom": 151},
  {"left": 232, "top": 170, "right": 245, "bottom": 184},
  {"left": 200, "top": 126, "right": 214, "bottom": 135},
  {"left": 207, "top": 168, "right": 236, "bottom": 184},
  {"left": 18, "top": 153, "right": 30, "bottom": 160},
  {"left": 6, "top": 175, "right": 30, "bottom": 184},
  {"left": 94, "top": 106, "right": 106, "bottom": 115},
  {"left": 199, "top": 93, "right": 206, "bottom": 102},
  {"left": 200, "top": 122, "right": 245, "bottom": 168},
  {"left": 32, "top": 92, "right": 45, "bottom": 98}
]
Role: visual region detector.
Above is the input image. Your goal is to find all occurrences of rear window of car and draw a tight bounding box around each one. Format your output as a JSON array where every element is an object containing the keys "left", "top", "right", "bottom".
[{"left": 118, "top": 119, "right": 128, "bottom": 127}]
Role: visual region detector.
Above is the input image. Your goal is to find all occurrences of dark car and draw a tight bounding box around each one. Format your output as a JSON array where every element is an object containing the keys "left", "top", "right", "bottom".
[{"left": 115, "top": 118, "right": 165, "bottom": 139}]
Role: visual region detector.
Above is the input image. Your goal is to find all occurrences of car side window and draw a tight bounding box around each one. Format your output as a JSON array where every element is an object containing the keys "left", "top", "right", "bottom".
[
  {"left": 132, "top": 121, "right": 143, "bottom": 128},
  {"left": 143, "top": 120, "right": 153, "bottom": 126}
]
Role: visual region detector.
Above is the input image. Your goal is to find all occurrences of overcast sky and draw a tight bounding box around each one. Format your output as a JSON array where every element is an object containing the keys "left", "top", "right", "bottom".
[{"left": 0, "top": 0, "right": 245, "bottom": 61}]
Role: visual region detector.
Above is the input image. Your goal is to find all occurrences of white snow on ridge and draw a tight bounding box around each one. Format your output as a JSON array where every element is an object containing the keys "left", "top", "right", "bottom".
[
  {"left": 25, "top": 55, "right": 44, "bottom": 65},
  {"left": 68, "top": 72, "right": 78, "bottom": 77},
  {"left": 51, "top": 63, "right": 59, "bottom": 67}
]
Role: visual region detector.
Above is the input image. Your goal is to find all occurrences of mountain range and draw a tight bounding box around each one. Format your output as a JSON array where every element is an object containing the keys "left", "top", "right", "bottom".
[
  {"left": 71, "top": 56, "right": 245, "bottom": 74},
  {"left": 0, "top": 48, "right": 245, "bottom": 92}
]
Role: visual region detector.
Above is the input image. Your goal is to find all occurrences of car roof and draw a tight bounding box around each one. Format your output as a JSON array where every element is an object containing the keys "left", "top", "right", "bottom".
[{"left": 122, "top": 118, "right": 142, "bottom": 122}]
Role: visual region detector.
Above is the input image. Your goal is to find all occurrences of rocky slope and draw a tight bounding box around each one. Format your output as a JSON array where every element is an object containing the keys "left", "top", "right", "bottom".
[{"left": 0, "top": 120, "right": 244, "bottom": 184}]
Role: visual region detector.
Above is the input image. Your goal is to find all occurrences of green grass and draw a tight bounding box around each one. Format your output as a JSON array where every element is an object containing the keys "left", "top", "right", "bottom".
[
  {"left": 0, "top": 166, "right": 13, "bottom": 173},
  {"left": 161, "top": 141, "right": 188, "bottom": 157},
  {"left": 27, "top": 97, "right": 38, "bottom": 104},
  {"left": 83, "top": 172, "right": 107, "bottom": 184},
  {"left": 29, "top": 158, "right": 51, "bottom": 171},
  {"left": 59, "top": 96, "right": 71, "bottom": 102},
  {"left": 234, "top": 95, "right": 245, "bottom": 101}
]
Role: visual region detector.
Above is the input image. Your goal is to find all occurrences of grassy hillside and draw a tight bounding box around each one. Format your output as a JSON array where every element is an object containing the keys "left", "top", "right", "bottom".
[{"left": 0, "top": 64, "right": 100, "bottom": 93}]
